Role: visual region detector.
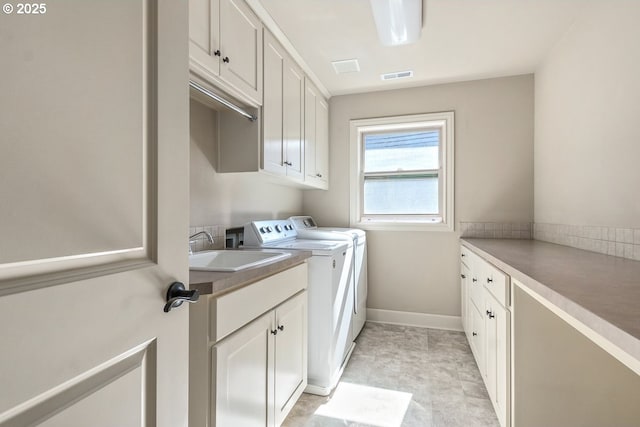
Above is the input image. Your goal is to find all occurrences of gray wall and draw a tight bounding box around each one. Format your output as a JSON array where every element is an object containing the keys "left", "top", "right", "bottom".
[
  {"left": 190, "top": 99, "right": 303, "bottom": 229},
  {"left": 303, "top": 75, "right": 535, "bottom": 317},
  {"left": 534, "top": 2, "right": 640, "bottom": 229}
]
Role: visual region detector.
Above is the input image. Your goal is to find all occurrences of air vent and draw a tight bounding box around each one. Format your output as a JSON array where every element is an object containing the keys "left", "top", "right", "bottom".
[
  {"left": 332, "top": 59, "right": 360, "bottom": 74},
  {"left": 381, "top": 70, "right": 413, "bottom": 81}
]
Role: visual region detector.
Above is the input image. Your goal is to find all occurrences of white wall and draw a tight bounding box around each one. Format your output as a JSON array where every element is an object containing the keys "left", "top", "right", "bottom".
[
  {"left": 535, "top": 2, "right": 640, "bottom": 229},
  {"left": 190, "top": 99, "right": 303, "bottom": 229},
  {"left": 304, "top": 76, "right": 534, "bottom": 317}
]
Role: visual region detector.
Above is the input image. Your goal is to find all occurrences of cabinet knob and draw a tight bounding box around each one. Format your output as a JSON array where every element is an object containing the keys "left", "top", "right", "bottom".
[
  {"left": 223, "top": 56, "right": 230, "bottom": 63},
  {"left": 316, "top": 173, "right": 322, "bottom": 178},
  {"left": 277, "top": 325, "right": 285, "bottom": 332},
  {"left": 486, "top": 310, "right": 495, "bottom": 319},
  {"left": 213, "top": 49, "right": 221, "bottom": 56},
  {"left": 472, "top": 278, "right": 477, "bottom": 283},
  {"left": 461, "top": 274, "right": 466, "bottom": 279},
  {"left": 284, "top": 161, "right": 292, "bottom": 166},
  {"left": 271, "top": 329, "right": 278, "bottom": 335},
  {"left": 461, "top": 253, "right": 466, "bottom": 257},
  {"left": 472, "top": 332, "right": 477, "bottom": 336},
  {"left": 487, "top": 278, "right": 493, "bottom": 283}
]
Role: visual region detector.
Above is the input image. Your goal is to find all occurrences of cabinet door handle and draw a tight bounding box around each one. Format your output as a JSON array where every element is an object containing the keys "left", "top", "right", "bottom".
[
  {"left": 461, "top": 274, "right": 466, "bottom": 279},
  {"left": 486, "top": 310, "right": 495, "bottom": 319},
  {"left": 223, "top": 56, "right": 230, "bottom": 63},
  {"left": 277, "top": 325, "right": 285, "bottom": 332},
  {"left": 213, "top": 49, "right": 221, "bottom": 56},
  {"left": 284, "top": 161, "right": 292, "bottom": 166}
]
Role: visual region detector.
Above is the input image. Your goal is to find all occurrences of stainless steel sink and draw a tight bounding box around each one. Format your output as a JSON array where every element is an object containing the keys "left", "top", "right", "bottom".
[{"left": 189, "top": 250, "right": 291, "bottom": 272}]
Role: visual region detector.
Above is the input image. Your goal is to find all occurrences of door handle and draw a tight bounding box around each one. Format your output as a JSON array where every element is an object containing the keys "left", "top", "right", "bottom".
[{"left": 164, "top": 282, "right": 199, "bottom": 312}]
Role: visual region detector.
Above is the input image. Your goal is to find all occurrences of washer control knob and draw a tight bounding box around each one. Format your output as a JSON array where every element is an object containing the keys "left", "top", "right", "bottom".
[
  {"left": 266, "top": 226, "right": 273, "bottom": 233},
  {"left": 259, "top": 227, "right": 267, "bottom": 234},
  {"left": 275, "top": 225, "right": 283, "bottom": 232}
]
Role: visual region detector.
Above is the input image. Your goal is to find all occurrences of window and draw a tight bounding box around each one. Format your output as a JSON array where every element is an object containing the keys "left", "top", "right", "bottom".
[{"left": 349, "top": 112, "right": 454, "bottom": 231}]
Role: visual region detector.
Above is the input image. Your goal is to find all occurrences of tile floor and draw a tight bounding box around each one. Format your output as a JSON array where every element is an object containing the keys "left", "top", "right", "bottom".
[{"left": 283, "top": 322, "right": 499, "bottom": 427}]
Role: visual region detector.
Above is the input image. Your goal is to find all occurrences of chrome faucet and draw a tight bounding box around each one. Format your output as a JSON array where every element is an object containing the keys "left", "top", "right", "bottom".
[{"left": 189, "top": 231, "right": 214, "bottom": 255}]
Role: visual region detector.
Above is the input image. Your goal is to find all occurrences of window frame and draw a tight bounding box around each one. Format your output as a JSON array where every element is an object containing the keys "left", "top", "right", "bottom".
[{"left": 349, "top": 112, "right": 455, "bottom": 232}]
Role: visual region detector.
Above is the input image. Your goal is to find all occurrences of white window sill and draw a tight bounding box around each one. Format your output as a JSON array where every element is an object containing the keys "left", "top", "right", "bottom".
[{"left": 351, "top": 220, "right": 454, "bottom": 232}]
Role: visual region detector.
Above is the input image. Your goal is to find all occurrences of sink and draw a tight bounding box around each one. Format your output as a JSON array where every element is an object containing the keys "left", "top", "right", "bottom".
[{"left": 189, "top": 250, "right": 291, "bottom": 272}]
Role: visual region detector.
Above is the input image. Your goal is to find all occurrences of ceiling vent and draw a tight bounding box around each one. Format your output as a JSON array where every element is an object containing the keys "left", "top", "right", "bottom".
[
  {"left": 332, "top": 59, "right": 360, "bottom": 74},
  {"left": 381, "top": 70, "right": 414, "bottom": 81}
]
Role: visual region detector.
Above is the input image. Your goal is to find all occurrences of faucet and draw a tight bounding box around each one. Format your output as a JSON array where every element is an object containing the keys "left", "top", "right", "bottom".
[{"left": 189, "top": 231, "right": 214, "bottom": 255}]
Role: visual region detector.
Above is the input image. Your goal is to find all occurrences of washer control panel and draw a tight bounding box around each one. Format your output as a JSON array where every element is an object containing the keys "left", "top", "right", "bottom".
[{"left": 244, "top": 219, "right": 297, "bottom": 246}]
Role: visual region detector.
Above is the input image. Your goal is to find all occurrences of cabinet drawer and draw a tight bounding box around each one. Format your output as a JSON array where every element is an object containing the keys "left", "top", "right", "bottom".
[
  {"left": 483, "top": 263, "right": 509, "bottom": 307},
  {"left": 211, "top": 263, "right": 308, "bottom": 342}
]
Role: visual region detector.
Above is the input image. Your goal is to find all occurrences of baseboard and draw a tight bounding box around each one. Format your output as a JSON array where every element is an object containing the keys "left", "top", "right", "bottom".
[{"left": 366, "top": 308, "right": 463, "bottom": 332}]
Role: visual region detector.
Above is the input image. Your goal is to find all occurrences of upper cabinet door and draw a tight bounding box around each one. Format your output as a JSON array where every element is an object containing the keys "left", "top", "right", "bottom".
[
  {"left": 262, "top": 29, "right": 304, "bottom": 180},
  {"left": 219, "top": 0, "right": 263, "bottom": 104},
  {"left": 189, "top": 0, "right": 220, "bottom": 77},
  {"left": 262, "top": 30, "right": 286, "bottom": 176},
  {"left": 283, "top": 56, "right": 305, "bottom": 180},
  {"left": 304, "top": 79, "right": 329, "bottom": 189}
]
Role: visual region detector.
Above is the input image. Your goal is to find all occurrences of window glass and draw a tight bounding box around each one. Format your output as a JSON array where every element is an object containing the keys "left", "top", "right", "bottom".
[
  {"left": 364, "top": 130, "right": 440, "bottom": 172},
  {"left": 363, "top": 176, "right": 439, "bottom": 215}
]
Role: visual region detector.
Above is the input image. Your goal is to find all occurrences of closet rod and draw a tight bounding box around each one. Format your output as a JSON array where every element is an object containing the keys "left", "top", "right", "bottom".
[{"left": 189, "top": 80, "right": 257, "bottom": 122}]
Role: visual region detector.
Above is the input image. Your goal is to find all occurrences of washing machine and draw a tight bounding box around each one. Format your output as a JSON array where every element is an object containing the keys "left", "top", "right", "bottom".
[
  {"left": 289, "top": 216, "right": 368, "bottom": 338},
  {"left": 243, "top": 219, "right": 355, "bottom": 396}
]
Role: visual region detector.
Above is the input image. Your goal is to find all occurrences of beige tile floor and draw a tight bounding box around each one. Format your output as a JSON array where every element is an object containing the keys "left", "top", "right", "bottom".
[{"left": 283, "top": 322, "right": 500, "bottom": 427}]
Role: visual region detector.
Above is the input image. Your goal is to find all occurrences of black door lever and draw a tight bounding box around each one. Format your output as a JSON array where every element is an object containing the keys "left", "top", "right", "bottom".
[{"left": 164, "top": 282, "right": 199, "bottom": 312}]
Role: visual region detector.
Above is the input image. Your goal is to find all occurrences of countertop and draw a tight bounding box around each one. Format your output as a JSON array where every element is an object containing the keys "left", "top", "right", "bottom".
[
  {"left": 189, "top": 250, "right": 312, "bottom": 297},
  {"left": 461, "top": 238, "right": 640, "bottom": 371}
]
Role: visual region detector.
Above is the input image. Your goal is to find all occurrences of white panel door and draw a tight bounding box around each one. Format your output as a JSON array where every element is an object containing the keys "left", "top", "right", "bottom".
[{"left": 0, "top": 1, "right": 190, "bottom": 426}]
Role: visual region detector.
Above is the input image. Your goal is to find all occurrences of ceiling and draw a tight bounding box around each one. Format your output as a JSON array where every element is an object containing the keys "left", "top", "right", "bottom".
[{"left": 257, "top": 0, "right": 590, "bottom": 96}]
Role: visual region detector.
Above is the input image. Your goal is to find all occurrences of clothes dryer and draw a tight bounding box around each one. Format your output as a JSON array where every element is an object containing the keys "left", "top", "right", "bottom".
[{"left": 289, "top": 216, "right": 368, "bottom": 338}]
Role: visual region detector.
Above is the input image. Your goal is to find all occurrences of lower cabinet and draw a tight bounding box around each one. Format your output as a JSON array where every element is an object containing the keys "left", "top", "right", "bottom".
[
  {"left": 214, "top": 291, "right": 307, "bottom": 427},
  {"left": 190, "top": 263, "right": 308, "bottom": 427},
  {"left": 460, "top": 245, "right": 510, "bottom": 427}
]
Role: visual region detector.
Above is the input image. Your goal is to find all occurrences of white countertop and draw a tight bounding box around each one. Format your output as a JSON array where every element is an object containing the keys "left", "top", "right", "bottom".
[{"left": 461, "top": 238, "right": 640, "bottom": 374}]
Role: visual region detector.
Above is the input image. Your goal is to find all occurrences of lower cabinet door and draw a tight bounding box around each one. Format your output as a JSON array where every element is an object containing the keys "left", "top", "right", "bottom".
[
  {"left": 485, "top": 293, "right": 510, "bottom": 427},
  {"left": 213, "top": 312, "right": 275, "bottom": 427},
  {"left": 274, "top": 291, "right": 308, "bottom": 426},
  {"left": 470, "top": 303, "right": 486, "bottom": 377},
  {"left": 461, "top": 263, "right": 470, "bottom": 335},
  {"left": 485, "top": 297, "right": 498, "bottom": 404}
]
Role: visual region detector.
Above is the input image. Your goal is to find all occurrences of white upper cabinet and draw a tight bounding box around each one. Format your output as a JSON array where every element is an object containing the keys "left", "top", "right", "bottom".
[
  {"left": 304, "top": 78, "right": 329, "bottom": 189},
  {"left": 189, "top": 0, "right": 263, "bottom": 105},
  {"left": 263, "top": 29, "right": 304, "bottom": 180}
]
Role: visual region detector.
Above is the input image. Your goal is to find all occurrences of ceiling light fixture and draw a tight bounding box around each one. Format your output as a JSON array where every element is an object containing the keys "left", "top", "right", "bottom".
[{"left": 369, "top": 0, "right": 422, "bottom": 46}]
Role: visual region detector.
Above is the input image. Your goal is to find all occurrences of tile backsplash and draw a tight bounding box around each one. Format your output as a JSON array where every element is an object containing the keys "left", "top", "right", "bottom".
[
  {"left": 534, "top": 223, "right": 640, "bottom": 261},
  {"left": 460, "top": 222, "right": 532, "bottom": 239},
  {"left": 189, "top": 225, "right": 225, "bottom": 252}
]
